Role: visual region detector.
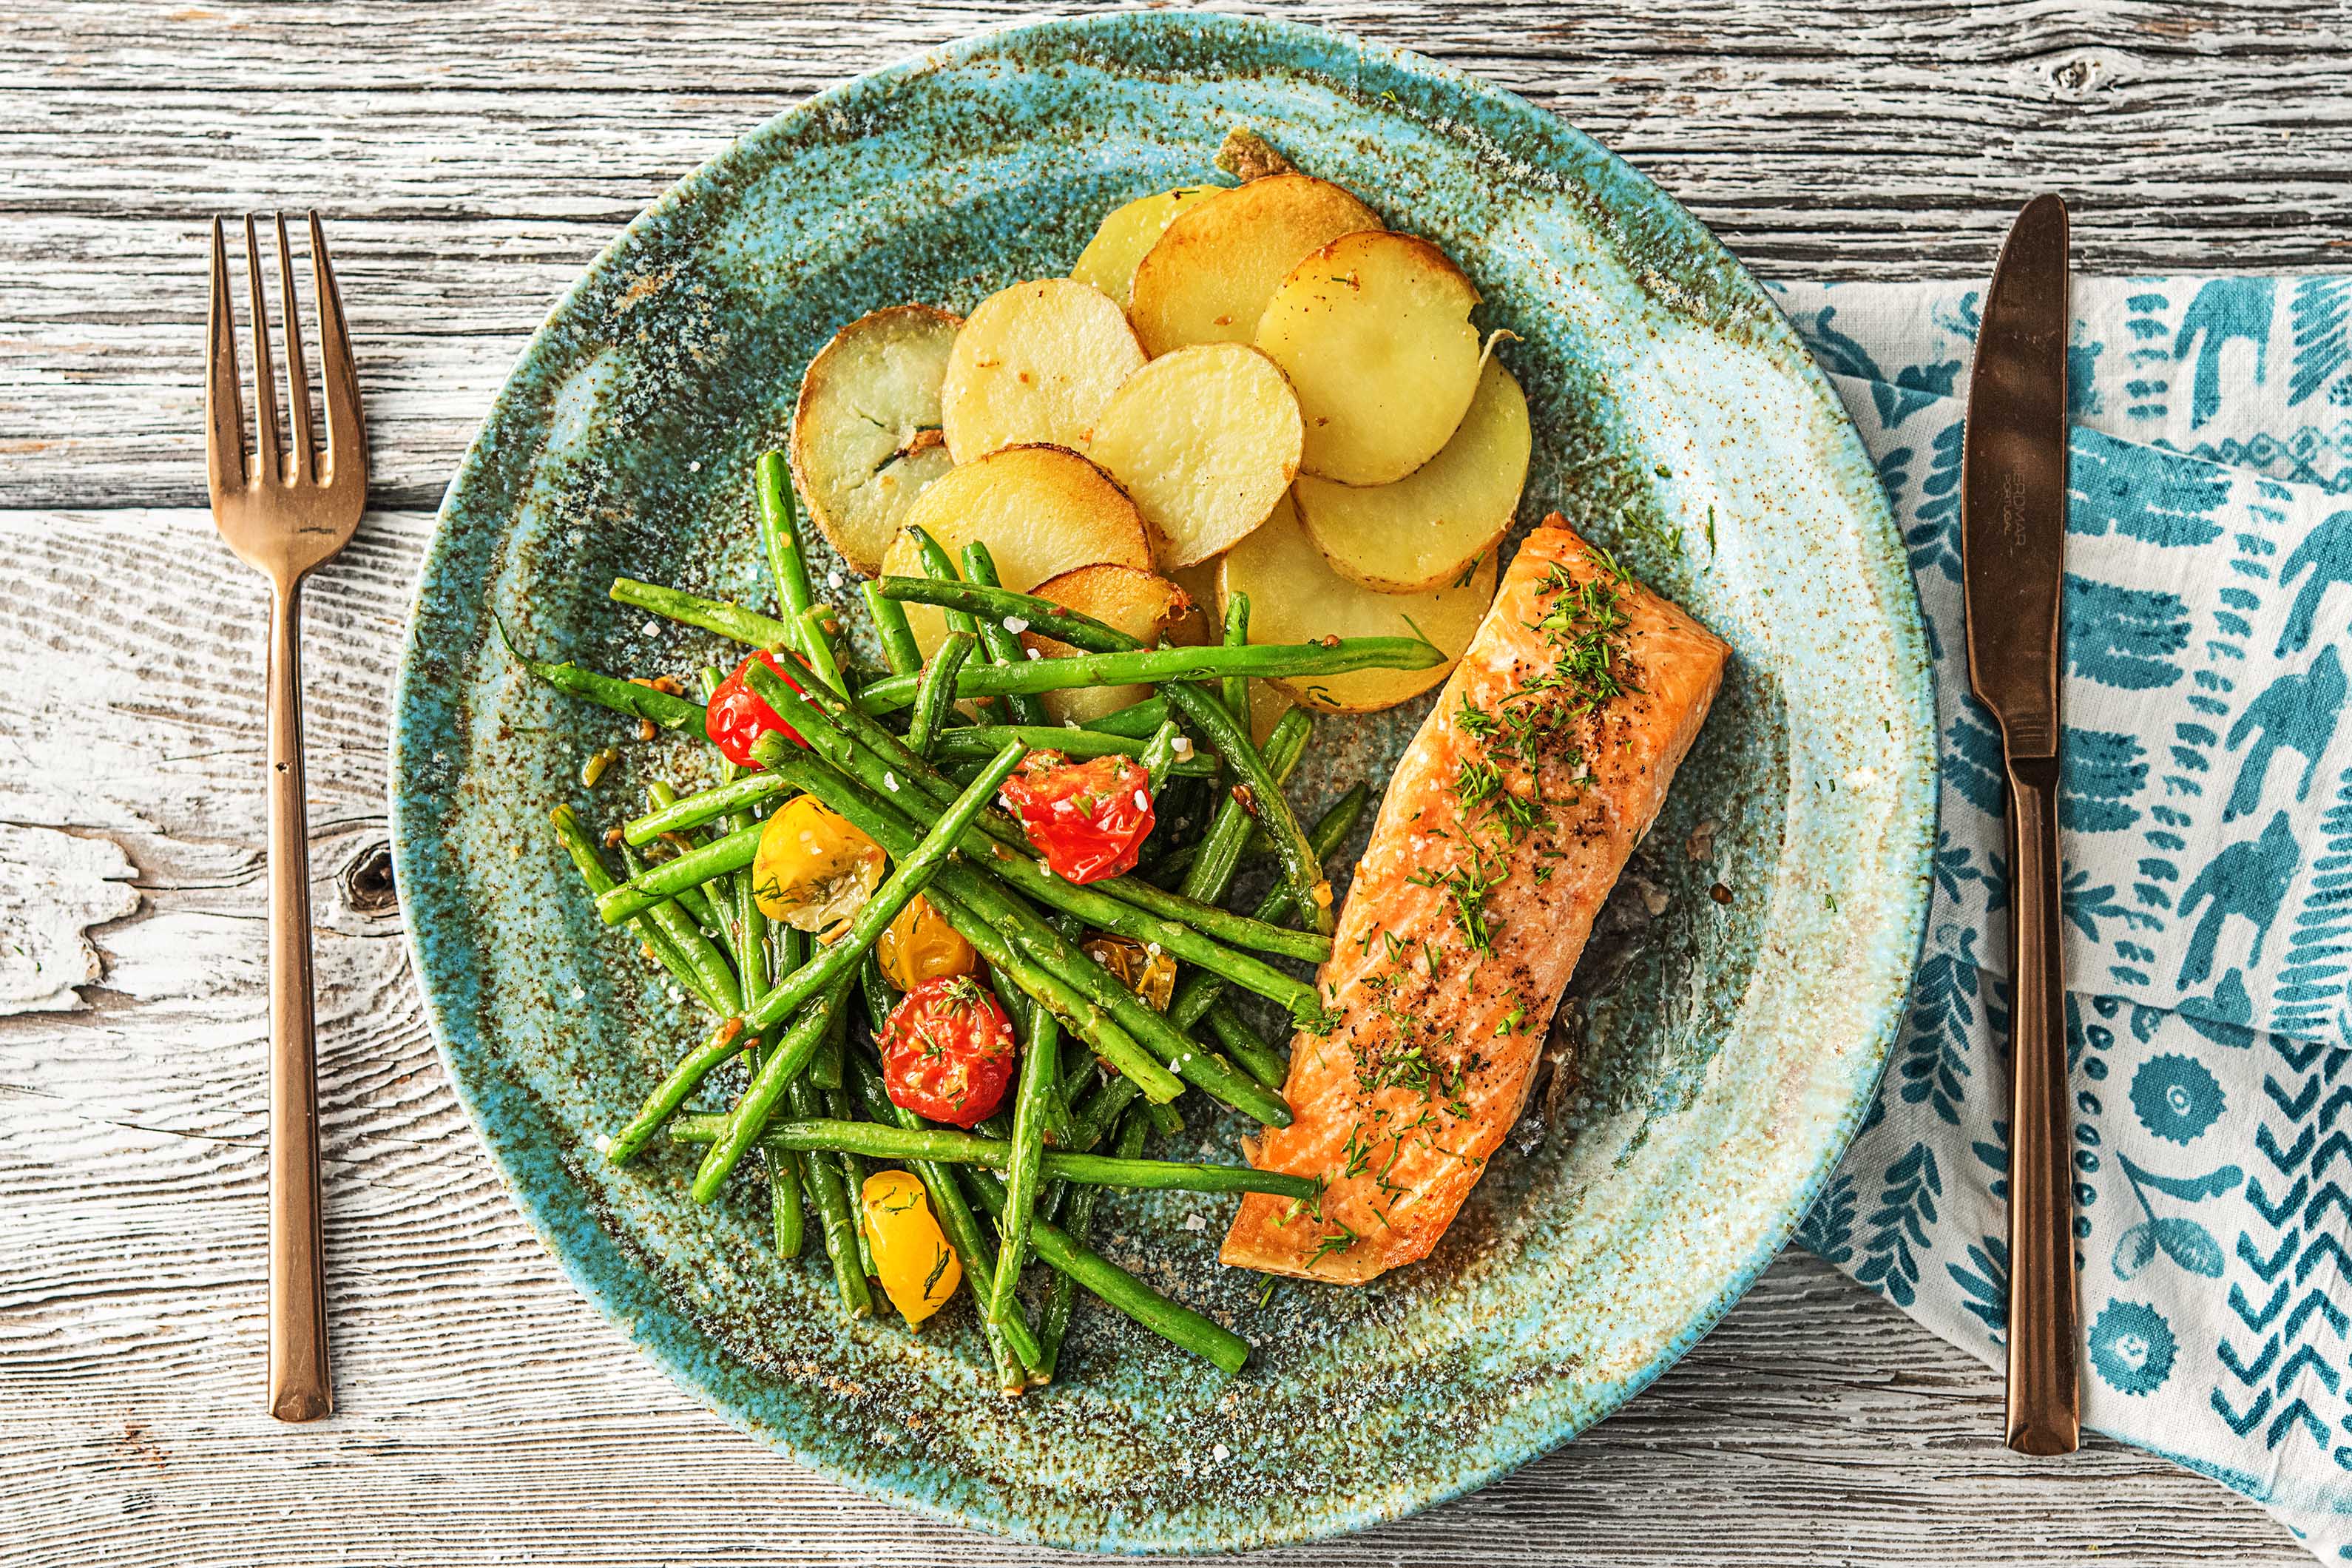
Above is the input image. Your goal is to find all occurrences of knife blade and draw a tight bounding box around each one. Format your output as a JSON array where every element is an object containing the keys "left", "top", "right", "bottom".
[{"left": 1961, "top": 192, "right": 2078, "bottom": 1457}]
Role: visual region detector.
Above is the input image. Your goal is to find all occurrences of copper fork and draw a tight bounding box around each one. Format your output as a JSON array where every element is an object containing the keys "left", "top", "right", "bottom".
[{"left": 205, "top": 212, "right": 368, "bottom": 1422}]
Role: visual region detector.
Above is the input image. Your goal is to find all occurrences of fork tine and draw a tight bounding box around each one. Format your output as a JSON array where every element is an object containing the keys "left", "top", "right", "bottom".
[
  {"left": 243, "top": 215, "right": 282, "bottom": 485},
  {"left": 206, "top": 217, "right": 247, "bottom": 497},
  {"left": 274, "top": 214, "right": 315, "bottom": 485},
  {"left": 308, "top": 212, "right": 365, "bottom": 490}
]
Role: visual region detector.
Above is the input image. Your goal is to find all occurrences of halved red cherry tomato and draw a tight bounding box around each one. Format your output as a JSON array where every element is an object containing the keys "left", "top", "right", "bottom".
[
  {"left": 879, "top": 975, "right": 1017, "bottom": 1127},
  {"left": 997, "top": 751, "right": 1155, "bottom": 885},
  {"left": 703, "top": 649, "right": 804, "bottom": 768}
]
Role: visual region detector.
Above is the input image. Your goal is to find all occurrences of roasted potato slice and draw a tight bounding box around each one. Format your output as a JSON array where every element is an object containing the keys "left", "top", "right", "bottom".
[
  {"left": 1247, "top": 680, "right": 1295, "bottom": 750},
  {"left": 1084, "top": 343, "right": 1302, "bottom": 571},
  {"left": 788, "top": 305, "right": 960, "bottom": 576},
  {"left": 1019, "top": 564, "right": 1196, "bottom": 725},
  {"left": 1071, "top": 186, "right": 1221, "bottom": 308},
  {"left": 1126, "top": 174, "right": 1384, "bottom": 356},
  {"left": 1219, "top": 493, "right": 1496, "bottom": 714},
  {"left": 1256, "top": 231, "right": 1484, "bottom": 486},
  {"left": 941, "top": 279, "right": 1146, "bottom": 462},
  {"left": 1294, "top": 357, "right": 1530, "bottom": 592},
  {"left": 882, "top": 444, "right": 1154, "bottom": 660}
]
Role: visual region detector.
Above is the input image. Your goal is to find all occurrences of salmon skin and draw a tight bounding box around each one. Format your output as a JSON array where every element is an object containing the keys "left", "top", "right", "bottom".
[{"left": 1221, "top": 520, "right": 1730, "bottom": 1283}]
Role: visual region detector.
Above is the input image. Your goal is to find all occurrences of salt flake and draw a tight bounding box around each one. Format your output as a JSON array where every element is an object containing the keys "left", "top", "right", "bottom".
[{"left": 1002, "top": 616, "right": 1029, "bottom": 634}]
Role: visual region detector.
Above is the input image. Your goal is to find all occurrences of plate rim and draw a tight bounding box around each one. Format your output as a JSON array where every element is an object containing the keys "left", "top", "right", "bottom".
[{"left": 388, "top": 8, "right": 1939, "bottom": 1552}]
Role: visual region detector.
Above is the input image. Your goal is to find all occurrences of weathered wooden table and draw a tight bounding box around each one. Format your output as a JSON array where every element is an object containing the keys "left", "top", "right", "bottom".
[{"left": 6, "top": 4, "right": 2344, "bottom": 1562}]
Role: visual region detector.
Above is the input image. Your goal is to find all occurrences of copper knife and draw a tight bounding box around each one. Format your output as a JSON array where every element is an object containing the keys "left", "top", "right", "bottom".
[{"left": 1962, "top": 192, "right": 2078, "bottom": 1456}]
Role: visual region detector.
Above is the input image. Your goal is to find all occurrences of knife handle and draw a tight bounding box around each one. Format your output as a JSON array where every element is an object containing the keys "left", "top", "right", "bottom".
[{"left": 2004, "top": 755, "right": 2079, "bottom": 1455}]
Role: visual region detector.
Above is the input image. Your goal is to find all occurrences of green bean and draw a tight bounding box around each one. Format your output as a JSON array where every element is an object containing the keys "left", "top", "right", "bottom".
[
  {"left": 548, "top": 805, "right": 723, "bottom": 1016},
  {"left": 644, "top": 779, "right": 736, "bottom": 960},
  {"left": 766, "top": 927, "right": 811, "bottom": 1257},
  {"left": 1138, "top": 719, "right": 1186, "bottom": 792},
  {"left": 795, "top": 605, "right": 848, "bottom": 697},
  {"left": 822, "top": 1078, "right": 877, "bottom": 1280},
  {"left": 910, "top": 527, "right": 979, "bottom": 638},
  {"left": 906, "top": 630, "right": 976, "bottom": 760},
  {"left": 500, "top": 621, "right": 707, "bottom": 731},
  {"left": 756, "top": 451, "right": 815, "bottom": 621},
  {"left": 1220, "top": 592, "right": 1250, "bottom": 750},
  {"left": 1169, "top": 784, "right": 1368, "bottom": 1032},
  {"left": 1204, "top": 999, "right": 1286, "bottom": 1092},
  {"left": 930, "top": 724, "right": 1217, "bottom": 774},
  {"left": 754, "top": 454, "right": 844, "bottom": 691},
  {"left": 595, "top": 821, "right": 763, "bottom": 925},
  {"left": 1181, "top": 705, "right": 1311, "bottom": 908},
  {"left": 877, "top": 576, "right": 1341, "bottom": 933},
  {"left": 962, "top": 1168, "right": 1249, "bottom": 1374},
  {"left": 809, "top": 1007, "right": 846, "bottom": 1091},
  {"left": 990, "top": 982, "right": 1058, "bottom": 1328},
  {"left": 862, "top": 579, "right": 923, "bottom": 678},
  {"left": 849, "top": 637, "right": 1440, "bottom": 717},
  {"left": 613, "top": 842, "right": 743, "bottom": 1020},
  {"left": 746, "top": 672, "right": 1328, "bottom": 978},
  {"left": 605, "top": 1017, "right": 751, "bottom": 1164},
  {"left": 1037, "top": 1109, "right": 1140, "bottom": 1379},
  {"left": 984, "top": 963, "right": 1072, "bottom": 1152},
  {"left": 766, "top": 1139, "right": 805, "bottom": 1258},
  {"left": 961, "top": 541, "right": 1052, "bottom": 729},
  {"left": 609, "top": 576, "right": 797, "bottom": 651},
  {"left": 670, "top": 1116, "right": 1317, "bottom": 1200},
  {"left": 1082, "top": 695, "right": 1173, "bottom": 738},
  {"left": 620, "top": 774, "right": 791, "bottom": 845},
  {"left": 690, "top": 744, "right": 1030, "bottom": 1200},
  {"left": 786, "top": 1049, "right": 871, "bottom": 1316}
]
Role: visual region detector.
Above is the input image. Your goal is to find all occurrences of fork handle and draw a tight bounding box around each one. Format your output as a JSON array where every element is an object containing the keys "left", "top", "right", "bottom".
[{"left": 267, "top": 577, "right": 332, "bottom": 1422}]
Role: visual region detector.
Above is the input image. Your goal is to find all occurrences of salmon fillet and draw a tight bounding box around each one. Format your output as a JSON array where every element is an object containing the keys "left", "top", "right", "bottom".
[{"left": 1221, "top": 520, "right": 1730, "bottom": 1283}]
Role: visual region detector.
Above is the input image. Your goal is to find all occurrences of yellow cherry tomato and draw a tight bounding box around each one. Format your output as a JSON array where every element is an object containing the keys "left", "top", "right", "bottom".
[
  {"left": 1083, "top": 933, "right": 1177, "bottom": 1013},
  {"left": 859, "top": 1169, "right": 961, "bottom": 1327},
  {"left": 876, "top": 893, "right": 978, "bottom": 991},
  {"left": 752, "top": 796, "right": 886, "bottom": 940}
]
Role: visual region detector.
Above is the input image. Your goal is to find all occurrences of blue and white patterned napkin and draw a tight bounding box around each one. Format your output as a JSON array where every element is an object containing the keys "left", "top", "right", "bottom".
[{"left": 1765, "top": 275, "right": 2352, "bottom": 1557}]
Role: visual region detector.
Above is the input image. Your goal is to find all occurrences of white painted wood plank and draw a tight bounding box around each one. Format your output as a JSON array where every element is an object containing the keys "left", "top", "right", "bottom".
[{"left": 5, "top": 0, "right": 2345, "bottom": 1559}]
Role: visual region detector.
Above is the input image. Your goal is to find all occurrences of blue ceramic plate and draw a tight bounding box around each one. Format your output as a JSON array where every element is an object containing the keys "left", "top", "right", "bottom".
[{"left": 391, "top": 11, "right": 1934, "bottom": 1552}]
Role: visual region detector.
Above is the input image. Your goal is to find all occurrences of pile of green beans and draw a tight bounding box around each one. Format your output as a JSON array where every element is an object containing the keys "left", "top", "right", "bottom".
[{"left": 513, "top": 458, "right": 1432, "bottom": 1390}]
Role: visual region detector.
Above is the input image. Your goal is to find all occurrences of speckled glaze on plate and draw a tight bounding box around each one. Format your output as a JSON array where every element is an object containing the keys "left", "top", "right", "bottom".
[{"left": 388, "top": 11, "right": 1935, "bottom": 1553}]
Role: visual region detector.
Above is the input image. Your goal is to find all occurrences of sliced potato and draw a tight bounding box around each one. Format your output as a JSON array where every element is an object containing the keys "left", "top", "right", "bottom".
[
  {"left": 941, "top": 279, "right": 1146, "bottom": 462},
  {"left": 1019, "top": 564, "right": 1195, "bottom": 725},
  {"left": 1256, "top": 231, "right": 1484, "bottom": 486},
  {"left": 1295, "top": 357, "right": 1530, "bottom": 592},
  {"left": 788, "top": 305, "right": 961, "bottom": 576},
  {"left": 1166, "top": 558, "right": 1222, "bottom": 646},
  {"left": 1219, "top": 493, "right": 1496, "bottom": 713},
  {"left": 1083, "top": 343, "right": 1302, "bottom": 571},
  {"left": 1247, "top": 680, "right": 1294, "bottom": 750},
  {"left": 1071, "top": 186, "right": 1221, "bottom": 308},
  {"left": 882, "top": 444, "right": 1154, "bottom": 660},
  {"left": 1126, "top": 174, "right": 1384, "bottom": 357}
]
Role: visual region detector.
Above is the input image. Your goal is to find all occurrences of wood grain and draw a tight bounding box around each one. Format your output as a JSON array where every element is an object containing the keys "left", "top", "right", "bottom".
[{"left": 3, "top": 1, "right": 2339, "bottom": 1561}]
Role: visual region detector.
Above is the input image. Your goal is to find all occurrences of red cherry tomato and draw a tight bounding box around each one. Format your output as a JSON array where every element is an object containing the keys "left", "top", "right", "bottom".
[
  {"left": 997, "top": 751, "right": 1156, "bottom": 885},
  {"left": 879, "top": 975, "right": 1017, "bottom": 1127},
  {"left": 703, "top": 649, "right": 804, "bottom": 768}
]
